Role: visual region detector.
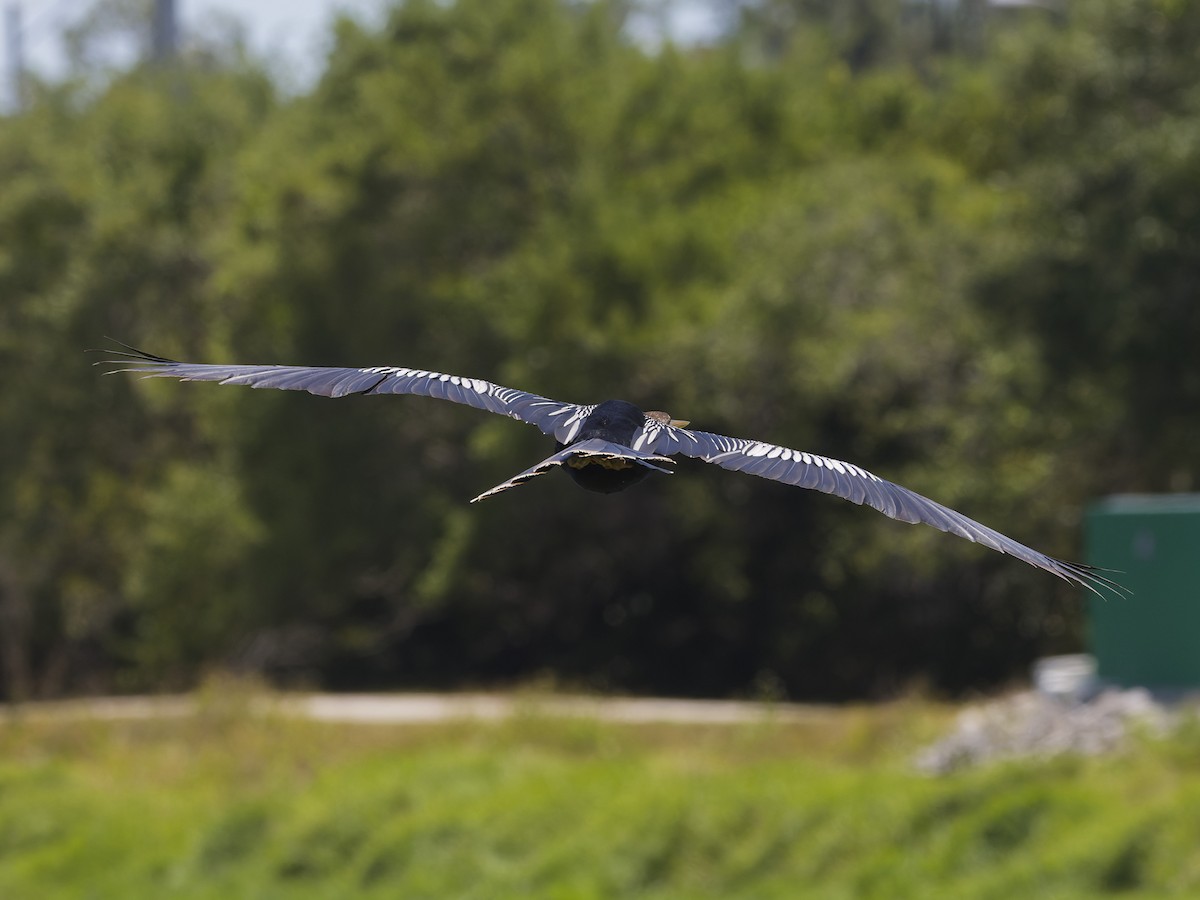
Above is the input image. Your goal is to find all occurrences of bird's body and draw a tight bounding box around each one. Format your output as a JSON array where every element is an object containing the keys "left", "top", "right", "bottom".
[
  {"left": 558, "top": 400, "right": 654, "bottom": 494},
  {"left": 102, "top": 344, "right": 1125, "bottom": 597}
]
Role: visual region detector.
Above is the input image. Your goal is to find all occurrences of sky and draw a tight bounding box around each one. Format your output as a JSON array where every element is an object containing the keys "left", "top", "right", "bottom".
[
  {"left": 12, "top": 0, "right": 390, "bottom": 90},
  {"left": 5, "top": 0, "right": 726, "bottom": 105}
]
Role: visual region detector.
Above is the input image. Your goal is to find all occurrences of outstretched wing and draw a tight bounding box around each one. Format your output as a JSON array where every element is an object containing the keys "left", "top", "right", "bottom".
[
  {"left": 634, "top": 419, "right": 1124, "bottom": 597},
  {"left": 101, "top": 345, "right": 595, "bottom": 444}
]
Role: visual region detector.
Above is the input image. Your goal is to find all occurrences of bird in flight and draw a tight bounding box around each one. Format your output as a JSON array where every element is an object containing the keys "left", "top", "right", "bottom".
[{"left": 103, "top": 344, "right": 1123, "bottom": 597}]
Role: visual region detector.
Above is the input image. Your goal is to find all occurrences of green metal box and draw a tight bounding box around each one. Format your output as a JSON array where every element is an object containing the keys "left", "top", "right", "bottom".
[{"left": 1087, "top": 494, "right": 1200, "bottom": 688}]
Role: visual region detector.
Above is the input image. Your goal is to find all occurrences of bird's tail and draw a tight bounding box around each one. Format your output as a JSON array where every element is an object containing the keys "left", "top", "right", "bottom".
[{"left": 470, "top": 439, "right": 674, "bottom": 503}]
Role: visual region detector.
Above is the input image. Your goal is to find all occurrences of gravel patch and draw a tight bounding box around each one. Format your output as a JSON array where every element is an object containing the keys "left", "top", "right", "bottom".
[{"left": 916, "top": 688, "right": 1177, "bottom": 774}]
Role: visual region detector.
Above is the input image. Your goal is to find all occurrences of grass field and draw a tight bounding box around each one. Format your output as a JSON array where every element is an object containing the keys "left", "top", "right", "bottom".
[{"left": 3, "top": 684, "right": 1200, "bottom": 899}]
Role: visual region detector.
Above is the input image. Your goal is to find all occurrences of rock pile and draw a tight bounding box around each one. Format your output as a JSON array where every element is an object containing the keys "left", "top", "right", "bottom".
[{"left": 915, "top": 688, "right": 1175, "bottom": 774}]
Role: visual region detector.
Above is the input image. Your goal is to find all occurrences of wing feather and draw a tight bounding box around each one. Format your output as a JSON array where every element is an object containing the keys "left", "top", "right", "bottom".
[
  {"left": 101, "top": 345, "right": 587, "bottom": 443},
  {"left": 638, "top": 421, "right": 1124, "bottom": 597}
]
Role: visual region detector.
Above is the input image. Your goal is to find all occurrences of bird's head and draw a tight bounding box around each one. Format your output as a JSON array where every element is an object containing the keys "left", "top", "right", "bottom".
[{"left": 645, "top": 410, "right": 690, "bottom": 429}]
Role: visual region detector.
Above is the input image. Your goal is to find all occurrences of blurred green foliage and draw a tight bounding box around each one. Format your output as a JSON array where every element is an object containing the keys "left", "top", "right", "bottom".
[
  {"left": 4, "top": 692, "right": 1200, "bottom": 898},
  {"left": 0, "top": 0, "right": 1196, "bottom": 700}
]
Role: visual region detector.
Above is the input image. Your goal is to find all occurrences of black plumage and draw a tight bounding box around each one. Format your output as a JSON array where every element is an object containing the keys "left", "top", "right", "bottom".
[
  {"left": 556, "top": 400, "right": 660, "bottom": 494},
  {"left": 102, "top": 345, "right": 1125, "bottom": 597}
]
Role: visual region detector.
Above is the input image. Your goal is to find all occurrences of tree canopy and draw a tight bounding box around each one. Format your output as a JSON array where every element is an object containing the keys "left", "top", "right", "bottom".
[{"left": 1, "top": 0, "right": 1194, "bottom": 701}]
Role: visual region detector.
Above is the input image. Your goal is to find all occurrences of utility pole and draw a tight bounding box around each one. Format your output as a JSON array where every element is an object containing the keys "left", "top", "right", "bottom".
[
  {"left": 4, "top": 1, "right": 22, "bottom": 113},
  {"left": 151, "top": 0, "right": 177, "bottom": 62}
]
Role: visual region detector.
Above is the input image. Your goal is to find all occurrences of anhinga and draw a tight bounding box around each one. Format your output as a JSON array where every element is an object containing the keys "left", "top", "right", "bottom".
[{"left": 104, "top": 345, "right": 1123, "bottom": 596}]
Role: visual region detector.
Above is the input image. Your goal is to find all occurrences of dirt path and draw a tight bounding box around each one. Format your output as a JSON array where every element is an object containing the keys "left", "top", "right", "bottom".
[{"left": 0, "top": 692, "right": 833, "bottom": 726}]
